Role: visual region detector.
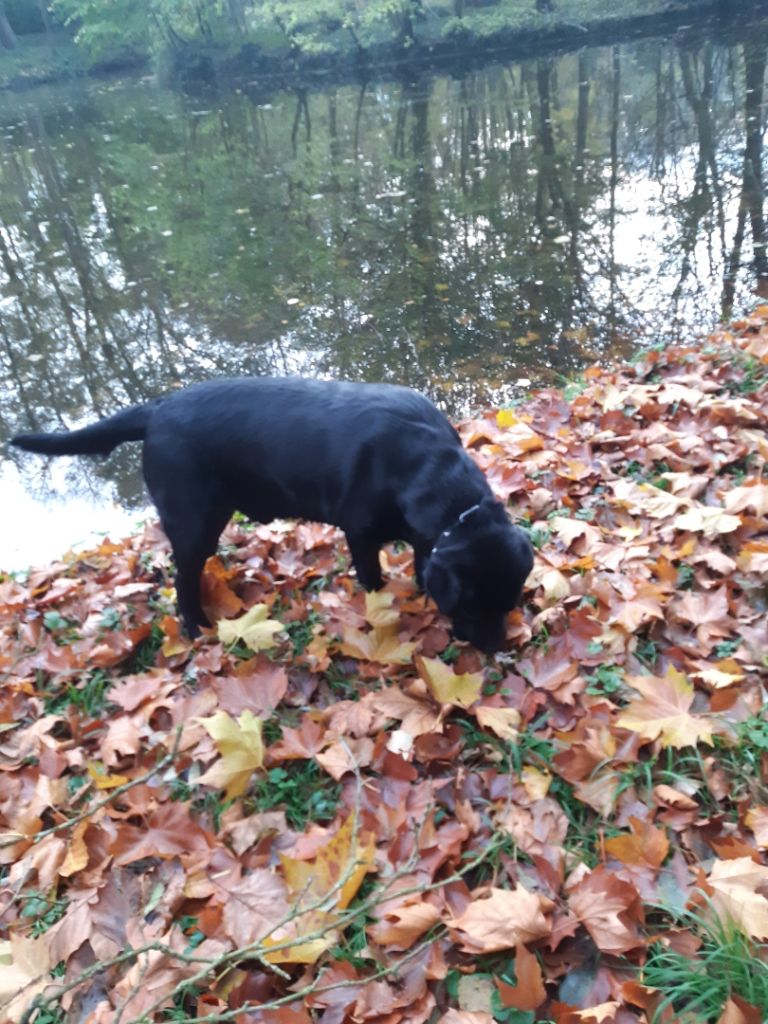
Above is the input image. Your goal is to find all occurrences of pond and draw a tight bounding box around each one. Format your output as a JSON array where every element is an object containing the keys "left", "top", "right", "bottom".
[{"left": 1, "top": 15, "right": 767, "bottom": 569}]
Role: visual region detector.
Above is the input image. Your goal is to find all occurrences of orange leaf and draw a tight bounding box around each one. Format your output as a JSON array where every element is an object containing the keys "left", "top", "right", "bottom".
[
  {"left": 495, "top": 943, "right": 546, "bottom": 1010},
  {"left": 604, "top": 817, "right": 669, "bottom": 868}
]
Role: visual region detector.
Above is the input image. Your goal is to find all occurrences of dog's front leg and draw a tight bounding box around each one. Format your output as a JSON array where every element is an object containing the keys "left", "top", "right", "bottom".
[
  {"left": 413, "top": 542, "right": 432, "bottom": 590},
  {"left": 345, "top": 532, "right": 384, "bottom": 590}
]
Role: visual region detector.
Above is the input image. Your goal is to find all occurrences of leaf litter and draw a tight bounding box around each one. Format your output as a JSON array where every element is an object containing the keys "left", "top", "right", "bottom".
[{"left": 2, "top": 312, "right": 768, "bottom": 1022}]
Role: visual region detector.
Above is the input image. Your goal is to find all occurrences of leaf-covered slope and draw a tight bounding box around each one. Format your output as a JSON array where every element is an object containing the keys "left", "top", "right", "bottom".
[{"left": 2, "top": 310, "right": 768, "bottom": 1023}]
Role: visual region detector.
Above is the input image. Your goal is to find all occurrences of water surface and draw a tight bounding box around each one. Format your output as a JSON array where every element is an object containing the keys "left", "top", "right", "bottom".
[{"left": 1, "top": 19, "right": 767, "bottom": 566}]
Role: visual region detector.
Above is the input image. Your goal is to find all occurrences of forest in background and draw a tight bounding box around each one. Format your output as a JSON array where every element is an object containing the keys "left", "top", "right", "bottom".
[{"left": 0, "top": 0, "right": 746, "bottom": 87}]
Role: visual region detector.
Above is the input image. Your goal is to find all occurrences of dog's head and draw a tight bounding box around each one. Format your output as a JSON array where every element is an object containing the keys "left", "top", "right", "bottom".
[{"left": 424, "top": 498, "right": 534, "bottom": 654}]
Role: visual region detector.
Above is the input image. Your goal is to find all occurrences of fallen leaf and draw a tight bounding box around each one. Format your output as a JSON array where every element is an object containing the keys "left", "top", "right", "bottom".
[
  {"left": 197, "top": 709, "right": 265, "bottom": 799},
  {"left": 617, "top": 668, "right": 713, "bottom": 748},
  {"left": 417, "top": 656, "right": 484, "bottom": 708},
  {"left": 217, "top": 604, "right": 284, "bottom": 651},
  {"left": 450, "top": 886, "right": 550, "bottom": 952},
  {"left": 707, "top": 858, "right": 768, "bottom": 939},
  {"left": 495, "top": 942, "right": 546, "bottom": 1009}
]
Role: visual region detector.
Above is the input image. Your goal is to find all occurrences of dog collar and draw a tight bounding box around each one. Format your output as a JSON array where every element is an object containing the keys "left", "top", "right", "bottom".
[{"left": 431, "top": 502, "right": 481, "bottom": 555}]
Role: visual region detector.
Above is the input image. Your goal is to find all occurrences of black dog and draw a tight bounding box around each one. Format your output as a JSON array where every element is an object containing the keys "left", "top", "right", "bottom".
[{"left": 11, "top": 378, "right": 533, "bottom": 653}]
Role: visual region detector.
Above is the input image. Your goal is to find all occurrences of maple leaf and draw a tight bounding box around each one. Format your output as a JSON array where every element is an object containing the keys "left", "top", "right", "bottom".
[
  {"left": 706, "top": 858, "right": 768, "bottom": 939},
  {"left": 59, "top": 820, "right": 90, "bottom": 878},
  {"left": 674, "top": 504, "right": 741, "bottom": 537},
  {"left": 568, "top": 866, "right": 644, "bottom": 953},
  {"left": 315, "top": 737, "right": 374, "bottom": 780},
  {"left": 417, "top": 655, "right": 483, "bottom": 708},
  {"left": 723, "top": 480, "right": 768, "bottom": 516},
  {"left": 450, "top": 885, "right": 550, "bottom": 952},
  {"left": 612, "top": 479, "right": 687, "bottom": 518},
  {"left": 368, "top": 899, "right": 441, "bottom": 950},
  {"left": 475, "top": 705, "right": 521, "bottom": 741},
  {"left": 690, "top": 657, "right": 744, "bottom": 689},
  {"left": 716, "top": 997, "right": 764, "bottom": 1024},
  {"left": 495, "top": 943, "right": 546, "bottom": 1010},
  {"left": 217, "top": 604, "right": 284, "bottom": 651},
  {"left": 364, "top": 590, "right": 400, "bottom": 627},
  {"left": 110, "top": 803, "right": 213, "bottom": 865},
  {"left": 539, "top": 568, "right": 571, "bottom": 604},
  {"left": 339, "top": 624, "right": 416, "bottom": 664},
  {"left": 197, "top": 709, "right": 265, "bottom": 800},
  {"left": 210, "top": 657, "right": 288, "bottom": 716},
  {"left": 736, "top": 540, "right": 768, "bottom": 573},
  {"left": 0, "top": 934, "right": 51, "bottom": 1023},
  {"left": 438, "top": 1012, "right": 495, "bottom": 1024},
  {"left": 673, "top": 588, "right": 731, "bottom": 646},
  {"left": 220, "top": 869, "right": 291, "bottom": 947},
  {"left": 744, "top": 806, "right": 768, "bottom": 848},
  {"left": 603, "top": 816, "right": 669, "bottom": 868},
  {"left": 87, "top": 761, "right": 130, "bottom": 790},
  {"left": 265, "top": 813, "right": 376, "bottom": 963},
  {"left": 376, "top": 685, "right": 440, "bottom": 736},
  {"left": 616, "top": 667, "right": 713, "bottom": 748},
  {"left": 521, "top": 765, "right": 552, "bottom": 800}
]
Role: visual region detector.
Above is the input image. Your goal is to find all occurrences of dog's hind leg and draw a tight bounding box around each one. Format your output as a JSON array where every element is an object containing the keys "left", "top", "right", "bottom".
[
  {"left": 163, "top": 509, "right": 232, "bottom": 636},
  {"left": 345, "top": 532, "right": 384, "bottom": 590},
  {"left": 143, "top": 451, "right": 232, "bottom": 636}
]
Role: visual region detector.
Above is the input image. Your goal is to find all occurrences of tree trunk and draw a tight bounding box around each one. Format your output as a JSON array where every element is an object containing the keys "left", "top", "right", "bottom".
[{"left": 0, "top": 2, "right": 18, "bottom": 49}]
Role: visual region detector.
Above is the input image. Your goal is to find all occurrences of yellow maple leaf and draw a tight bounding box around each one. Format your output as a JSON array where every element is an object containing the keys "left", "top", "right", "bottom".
[
  {"left": 616, "top": 667, "right": 713, "bottom": 748},
  {"left": 674, "top": 505, "right": 741, "bottom": 537},
  {"left": 364, "top": 590, "right": 400, "bottom": 628},
  {"left": 521, "top": 765, "right": 552, "bottom": 800},
  {"left": 339, "top": 625, "right": 416, "bottom": 664},
  {"left": 217, "top": 603, "right": 284, "bottom": 651},
  {"left": 86, "top": 761, "right": 130, "bottom": 790},
  {"left": 264, "top": 813, "right": 376, "bottom": 964},
  {"left": 197, "top": 709, "right": 265, "bottom": 800},
  {"left": 496, "top": 408, "right": 519, "bottom": 428},
  {"left": 417, "top": 655, "right": 484, "bottom": 708},
  {"left": 475, "top": 705, "right": 521, "bottom": 741}
]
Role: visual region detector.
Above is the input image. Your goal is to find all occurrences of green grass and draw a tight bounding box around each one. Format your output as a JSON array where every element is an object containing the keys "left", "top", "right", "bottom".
[
  {"left": 43, "top": 669, "right": 111, "bottom": 716},
  {"left": 250, "top": 762, "right": 341, "bottom": 830},
  {"left": 644, "top": 909, "right": 768, "bottom": 1021}
]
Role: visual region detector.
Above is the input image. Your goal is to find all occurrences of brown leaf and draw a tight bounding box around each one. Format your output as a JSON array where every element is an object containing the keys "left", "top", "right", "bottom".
[
  {"left": 495, "top": 943, "right": 546, "bottom": 1010},
  {"left": 450, "top": 886, "right": 550, "bottom": 952},
  {"left": 568, "top": 866, "right": 644, "bottom": 953}
]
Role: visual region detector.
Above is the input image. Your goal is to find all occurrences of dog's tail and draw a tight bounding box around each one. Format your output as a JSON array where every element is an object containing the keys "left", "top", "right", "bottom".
[{"left": 11, "top": 403, "right": 152, "bottom": 457}]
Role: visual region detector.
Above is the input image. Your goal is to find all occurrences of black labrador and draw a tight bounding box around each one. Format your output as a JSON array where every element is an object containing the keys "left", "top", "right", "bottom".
[{"left": 11, "top": 378, "right": 533, "bottom": 653}]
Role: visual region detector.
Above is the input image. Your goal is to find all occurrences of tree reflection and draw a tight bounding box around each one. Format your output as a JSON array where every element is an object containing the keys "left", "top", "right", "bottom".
[{"left": 0, "top": 20, "right": 765, "bottom": 486}]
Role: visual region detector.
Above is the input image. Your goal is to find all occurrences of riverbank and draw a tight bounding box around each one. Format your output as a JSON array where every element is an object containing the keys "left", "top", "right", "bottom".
[
  {"left": 0, "top": 32, "right": 144, "bottom": 90},
  {"left": 2, "top": 307, "right": 768, "bottom": 1022},
  {"left": 2, "top": 0, "right": 765, "bottom": 92}
]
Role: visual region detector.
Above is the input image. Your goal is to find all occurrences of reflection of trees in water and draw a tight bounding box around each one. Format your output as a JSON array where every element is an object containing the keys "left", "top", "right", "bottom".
[{"left": 0, "top": 27, "right": 765, "bottom": 460}]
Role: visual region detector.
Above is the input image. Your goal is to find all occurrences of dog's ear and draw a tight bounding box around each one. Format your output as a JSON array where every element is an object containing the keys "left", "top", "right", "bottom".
[{"left": 424, "top": 557, "right": 460, "bottom": 615}]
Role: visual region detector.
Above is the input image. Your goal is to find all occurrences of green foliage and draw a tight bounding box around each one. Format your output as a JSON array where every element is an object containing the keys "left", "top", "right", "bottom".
[
  {"left": 584, "top": 663, "right": 624, "bottom": 697},
  {"left": 250, "top": 762, "right": 341, "bottom": 829},
  {"left": 43, "top": 670, "right": 111, "bottom": 716},
  {"left": 33, "top": 0, "right": 711, "bottom": 66},
  {"left": 21, "top": 891, "right": 68, "bottom": 936},
  {"left": 643, "top": 909, "right": 768, "bottom": 1021}
]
